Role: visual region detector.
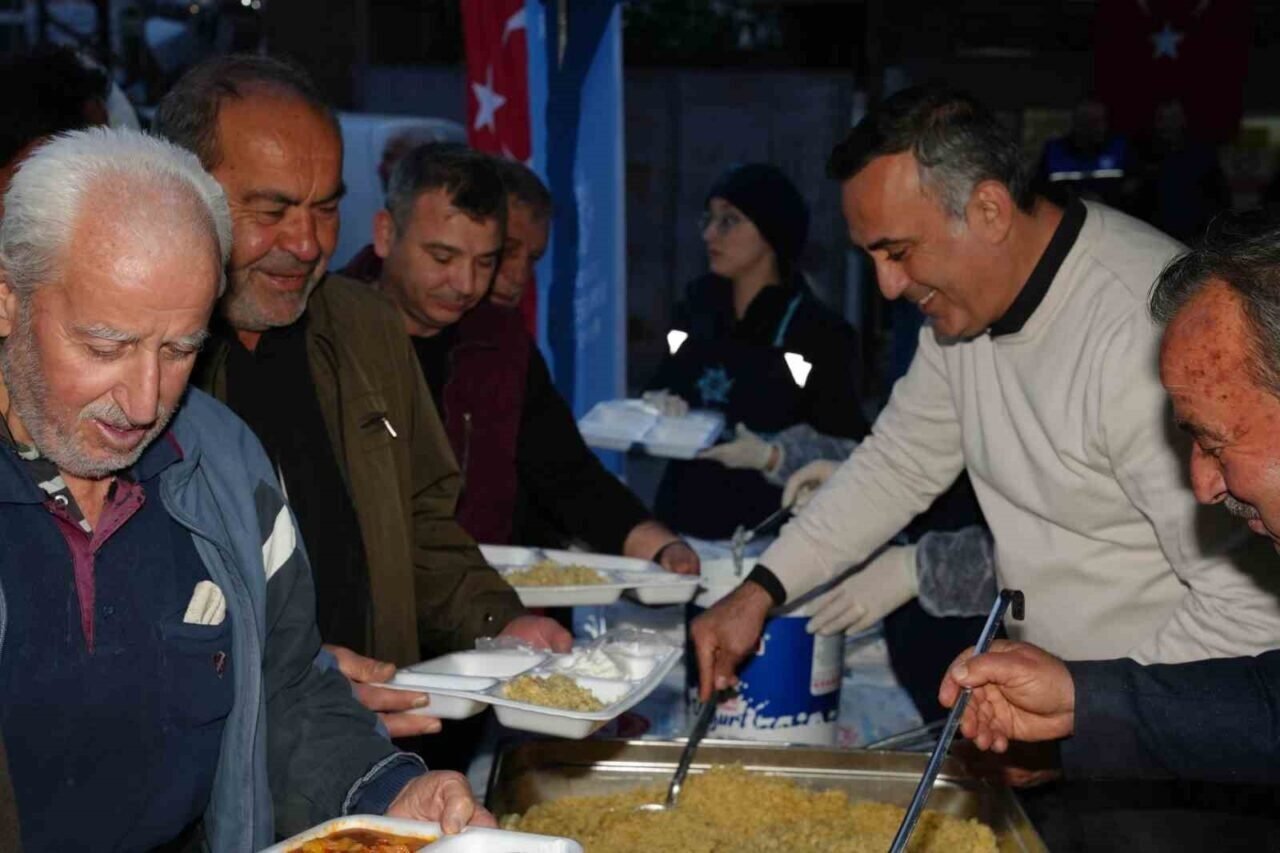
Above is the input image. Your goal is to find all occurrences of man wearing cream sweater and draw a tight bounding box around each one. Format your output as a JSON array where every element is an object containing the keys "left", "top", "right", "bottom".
[{"left": 692, "top": 86, "right": 1280, "bottom": 702}]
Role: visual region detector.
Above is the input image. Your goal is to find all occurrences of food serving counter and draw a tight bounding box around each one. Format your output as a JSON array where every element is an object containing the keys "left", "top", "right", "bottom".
[{"left": 486, "top": 738, "right": 1048, "bottom": 852}]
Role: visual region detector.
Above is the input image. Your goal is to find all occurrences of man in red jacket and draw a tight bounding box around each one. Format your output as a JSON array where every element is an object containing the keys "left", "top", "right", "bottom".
[{"left": 346, "top": 145, "right": 698, "bottom": 573}]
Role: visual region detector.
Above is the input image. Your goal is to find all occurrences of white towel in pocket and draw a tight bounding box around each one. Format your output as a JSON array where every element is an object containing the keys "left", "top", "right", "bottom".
[{"left": 183, "top": 580, "right": 227, "bottom": 626}]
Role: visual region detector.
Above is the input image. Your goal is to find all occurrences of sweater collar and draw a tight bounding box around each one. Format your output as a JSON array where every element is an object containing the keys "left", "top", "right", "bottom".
[{"left": 988, "top": 199, "right": 1086, "bottom": 338}]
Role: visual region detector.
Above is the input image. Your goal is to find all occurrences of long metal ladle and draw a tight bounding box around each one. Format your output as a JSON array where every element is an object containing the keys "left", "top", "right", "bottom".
[
  {"left": 635, "top": 690, "right": 724, "bottom": 813},
  {"left": 887, "top": 589, "right": 1025, "bottom": 853}
]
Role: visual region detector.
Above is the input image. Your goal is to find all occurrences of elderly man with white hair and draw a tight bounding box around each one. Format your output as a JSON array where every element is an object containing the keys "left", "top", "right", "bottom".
[{"left": 0, "top": 127, "right": 491, "bottom": 853}]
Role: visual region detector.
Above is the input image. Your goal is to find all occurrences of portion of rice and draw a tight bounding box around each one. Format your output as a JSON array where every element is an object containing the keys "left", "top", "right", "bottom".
[
  {"left": 503, "top": 765, "right": 998, "bottom": 853},
  {"left": 502, "top": 673, "right": 606, "bottom": 712},
  {"left": 505, "top": 560, "right": 607, "bottom": 587}
]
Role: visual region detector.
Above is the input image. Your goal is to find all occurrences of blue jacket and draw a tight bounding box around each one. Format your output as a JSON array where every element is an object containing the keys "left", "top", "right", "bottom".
[
  {"left": 1063, "top": 651, "right": 1280, "bottom": 783},
  {"left": 0, "top": 389, "right": 421, "bottom": 851}
]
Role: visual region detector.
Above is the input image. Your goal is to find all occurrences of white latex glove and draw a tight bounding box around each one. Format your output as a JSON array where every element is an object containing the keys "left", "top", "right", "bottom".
[
  {"left": 641, "top": 389, "right": 690, "bottom": 417},
  {"left": 781, "top": 458, "right": 840, "bottom": 509},
  {"left": 805, "top": 545, "right": 919, "bottom": 636},
  {"left": 698, "top": 423, "right": 780, "bottom": 472}
]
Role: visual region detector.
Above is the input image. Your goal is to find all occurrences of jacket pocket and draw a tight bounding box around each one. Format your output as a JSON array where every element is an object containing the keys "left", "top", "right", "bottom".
[
  {"left": 354, "top": 393, "right": 396, "bottom": 454},
  {"left": 159, "top": 615, "right": 234, "bottom": 728}
]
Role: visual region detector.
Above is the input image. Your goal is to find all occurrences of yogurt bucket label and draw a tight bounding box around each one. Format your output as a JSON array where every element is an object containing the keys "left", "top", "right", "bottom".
[{"left": 809, "top": 629, "right": 842, "bottom": 696}]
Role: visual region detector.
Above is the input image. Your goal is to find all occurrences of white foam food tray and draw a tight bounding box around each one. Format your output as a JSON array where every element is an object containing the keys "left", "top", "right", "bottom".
[
  {"left": 260, "top": 815, "right": 582, "bottom": 853},
  {"left": 578, "top": 399, "right": 725, "bottom": 459},
  {"left": 640, "top": 410, "right": 725, "bottom": 459},
  {"left": 376, "top": 641, "right": 681, "bottom": 738},
  {"left": 481, "top": 545, "right": 699, "bottom": 607}
]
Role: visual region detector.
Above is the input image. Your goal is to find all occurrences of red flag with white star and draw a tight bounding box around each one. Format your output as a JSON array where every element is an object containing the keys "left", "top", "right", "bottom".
[
  {"left": 462, "top": 0, "right": 532, "bottom": 160},
  {"left": 1094, "top": 0, "right": 1253, "bottom": 143},
  {"left": 462, "top": 0, "right": 539, "bottom": 333},
  {"left": 463, "top": 0, "right": 537, "bottom": 333}
]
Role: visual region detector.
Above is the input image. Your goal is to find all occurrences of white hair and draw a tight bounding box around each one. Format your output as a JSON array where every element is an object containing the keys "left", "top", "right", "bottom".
[{"left": 0, "top": 126, "right": 232, "bottom": 298}]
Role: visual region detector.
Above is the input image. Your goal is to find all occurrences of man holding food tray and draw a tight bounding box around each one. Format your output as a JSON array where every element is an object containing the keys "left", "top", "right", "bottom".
[
  {"left": 942, "top": 212, "right": 1280, "bottom": 784},
  {"left": 340, "top": 144, "right": 701, "bottom": 576},
  {"left": 0, "top": 128, "right": 492, "bottom": 853},
  {"left": 694, "top": 87, "right": 1280, "bottom": 710},
  {"left": 153, "top": 55, "right": 573, "bottom": 741}
]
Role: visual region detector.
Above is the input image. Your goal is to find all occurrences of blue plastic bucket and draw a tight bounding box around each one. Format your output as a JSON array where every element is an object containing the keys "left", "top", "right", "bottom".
[{"left": 687, "top": 583, "right": 842, "bottom": 745}]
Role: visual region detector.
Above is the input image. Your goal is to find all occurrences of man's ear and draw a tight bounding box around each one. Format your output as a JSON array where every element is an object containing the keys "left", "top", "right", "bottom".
[
  {"left": 0, "top": 271, "right": 19, "bottom": 338},
  {"left": 372, "top": 210, "right": 396, "bottom": 260},
  {"left": 967, "top": 180, "right": 1015, "bottom": 245}
]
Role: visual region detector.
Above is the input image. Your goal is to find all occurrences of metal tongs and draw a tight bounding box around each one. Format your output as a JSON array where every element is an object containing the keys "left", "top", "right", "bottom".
[
  {"left": 729, "top": 503, "right": 793, "bottom": 576},
  {"left": 887, "top": 588, "right": 1025, "bottom": 853}
]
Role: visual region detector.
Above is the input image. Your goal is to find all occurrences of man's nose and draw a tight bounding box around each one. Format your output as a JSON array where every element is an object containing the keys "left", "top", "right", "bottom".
[
  {"left": 279, "top": 209, "right": 322, "bottom": 263},
  {"left": 119, "top": 354, "right": 161, "bottom": 425},
  {"left": 455, "top": 263, "right": 484, "bottom": 298},
  {"left": 1188, "top": 444, "right": 1228, "bottom": 505},
  {"left": 874, "top": 258, "right": 912, "bottom": 300}
]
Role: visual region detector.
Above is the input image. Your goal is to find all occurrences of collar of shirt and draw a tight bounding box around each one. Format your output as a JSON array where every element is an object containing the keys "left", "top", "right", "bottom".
[
  {"left": 0, "top": 416, "right": 184, "bottom": 510},
  {"left": 988, "top": 199, "right": 1087, "bottom": 338}
]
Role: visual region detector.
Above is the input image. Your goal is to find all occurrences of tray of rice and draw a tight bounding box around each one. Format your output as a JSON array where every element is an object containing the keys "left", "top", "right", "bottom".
[
  {"left": 486, "top": 739, "right": 1049, "bottom": 852},
  {"left": 259, "top": 815, "right": 581, "bottom": 853},
  {"left": 480, "top": 545, "right": 699, "bottom": 607},
  {"left": 375, "top": 634, "right": 681, "bottom": 738}
]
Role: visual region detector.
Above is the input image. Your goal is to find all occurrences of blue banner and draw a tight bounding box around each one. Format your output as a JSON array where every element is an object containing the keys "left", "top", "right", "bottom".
[{"left": 525, "top": 0, "right": 626, "bottom": 454}]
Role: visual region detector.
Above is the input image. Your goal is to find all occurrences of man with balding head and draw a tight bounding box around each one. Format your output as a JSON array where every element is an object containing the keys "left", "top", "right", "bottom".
[{"left": 0, "top": 128, "right": 488, "bottom": 852}]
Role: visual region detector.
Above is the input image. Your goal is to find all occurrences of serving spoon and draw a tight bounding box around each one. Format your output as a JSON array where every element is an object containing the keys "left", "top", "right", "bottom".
[{"left": 635, "top": 690, "right": 724, "bottom": 813}]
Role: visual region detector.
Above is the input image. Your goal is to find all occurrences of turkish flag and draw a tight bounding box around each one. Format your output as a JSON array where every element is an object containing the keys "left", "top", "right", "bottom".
[
  {"left": 462, "top": 0, "right": 538, "bottom": 333},
  {"left": 1094, "top": 0, "right": 1253, "bottom": 143}
]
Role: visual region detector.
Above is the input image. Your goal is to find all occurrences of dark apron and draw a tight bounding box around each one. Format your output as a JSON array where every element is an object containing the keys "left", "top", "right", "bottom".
[{"left": 654, "top": 296, "right": 807, "bottom": 539}]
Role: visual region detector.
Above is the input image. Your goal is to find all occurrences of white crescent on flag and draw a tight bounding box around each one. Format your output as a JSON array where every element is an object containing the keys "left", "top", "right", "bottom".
[{"left": 503, "top": 8, "right": 527, "bottom": 45}]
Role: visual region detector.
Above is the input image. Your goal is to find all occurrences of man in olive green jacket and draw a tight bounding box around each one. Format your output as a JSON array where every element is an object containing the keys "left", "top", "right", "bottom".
[
  {"left": 193, "top": 273, "right": 529, "bottom": 661},
  {"left": 157, "top": 54, "right": 571, "bottom": 739}
]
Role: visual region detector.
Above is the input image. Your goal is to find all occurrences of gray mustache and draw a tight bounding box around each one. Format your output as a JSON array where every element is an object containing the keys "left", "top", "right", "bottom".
[{"left": 1224, "top": 494, "right": 1261, "bottom": 521}]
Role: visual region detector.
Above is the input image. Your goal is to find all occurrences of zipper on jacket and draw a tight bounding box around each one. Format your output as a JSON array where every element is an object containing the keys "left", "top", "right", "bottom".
[{"left": 461, "top": 412, "right": 473, "bottom": 489}]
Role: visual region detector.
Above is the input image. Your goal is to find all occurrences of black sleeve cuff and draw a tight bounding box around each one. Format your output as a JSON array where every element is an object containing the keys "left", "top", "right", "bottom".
[
  {"left": 1060, "top": 659, "right": 1161, "bottom": 780},
  {"left": 746, "top": 564, "right": 787, "bottom": 607}
]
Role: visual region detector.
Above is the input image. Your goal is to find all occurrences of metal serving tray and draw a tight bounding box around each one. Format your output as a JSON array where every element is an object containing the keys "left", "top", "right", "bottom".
[{"left": 486, "top": 739, "right": 1048, "bottom": 853}]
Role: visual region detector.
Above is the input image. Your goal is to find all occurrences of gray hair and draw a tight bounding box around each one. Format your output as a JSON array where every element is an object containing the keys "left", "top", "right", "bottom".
[
  {"left": 0, "top": 126, "right": 232, "bottom": 299},
  {"left": 827, "top": 86, "right": 1033, "bottom": 219},
  {"left": 153, "top": 53, "right": 338, "bottom": 171},
  {"left": 493, "top": 158, "right": 552, "bottom": 222},
  {"left": 1150, "top": 210, "right": 1280, "bottom": 394}
]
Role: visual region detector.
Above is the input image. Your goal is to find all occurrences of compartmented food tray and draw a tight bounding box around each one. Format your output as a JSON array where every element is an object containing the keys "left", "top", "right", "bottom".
[
  {"left": 486, "top": 739, "right": 1048, "bottom": 852},
  {"left": 259, "top": 814, "right": 582, "bottom": 853},
  {"left": 577, "top": 399, "right": 725, "bottom": 459},
  {"left": 378, "top": 640, "right": 681, "bottom": 738},
  {"left": 480, "top": 545, "right": 699, "bottom": 607}
]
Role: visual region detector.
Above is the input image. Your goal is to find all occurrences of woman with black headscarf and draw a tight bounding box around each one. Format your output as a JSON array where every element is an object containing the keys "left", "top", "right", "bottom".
[{"left": 646, "top": 163, "right": 869, "bottom": 540}]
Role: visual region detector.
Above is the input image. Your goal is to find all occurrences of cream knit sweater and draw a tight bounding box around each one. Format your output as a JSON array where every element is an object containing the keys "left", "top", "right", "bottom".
[{"left": 762, "top": 203, "right": 1280, "bottom": 663}]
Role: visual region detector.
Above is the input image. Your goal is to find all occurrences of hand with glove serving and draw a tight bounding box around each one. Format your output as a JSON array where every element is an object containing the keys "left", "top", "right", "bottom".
[
  {"left": 699, "top": 423, "right": 782, "bottom": 474},
  {"left": 781, "top": 458, "right": 839, "bottom": 509},
  {"left": 641, "top": 389, "right": 690, "bottom": 417},
  {"left": 805, "top": 545, "right": 919, "bottom": 636}
]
